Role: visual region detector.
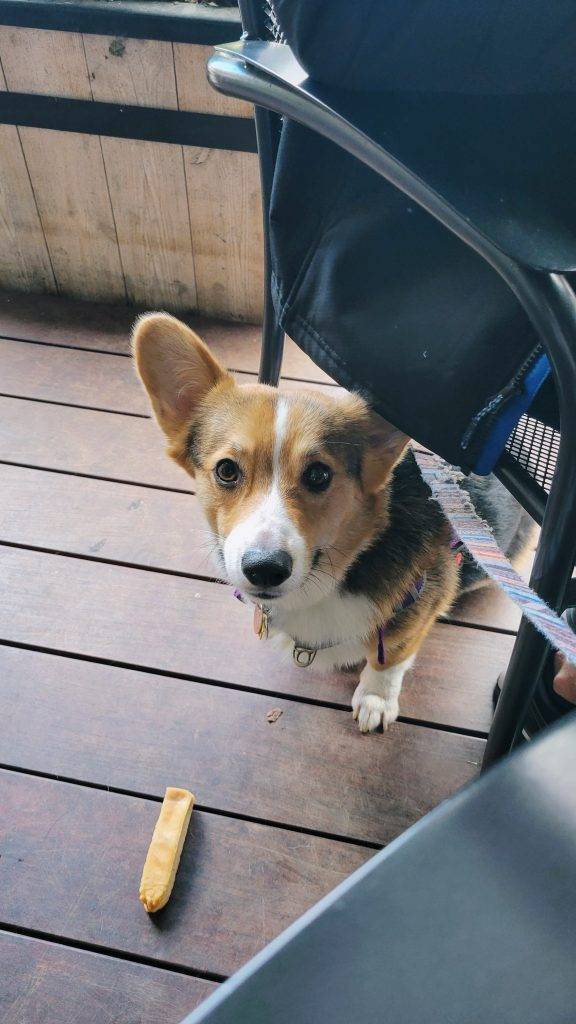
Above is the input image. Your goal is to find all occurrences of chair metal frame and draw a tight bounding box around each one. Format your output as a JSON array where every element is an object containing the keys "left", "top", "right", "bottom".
[{"left": 207, "top": 0, "right": 576, "bottom": 767}]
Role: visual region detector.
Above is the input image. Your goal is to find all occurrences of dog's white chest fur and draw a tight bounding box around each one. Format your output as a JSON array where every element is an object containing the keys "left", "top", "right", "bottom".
[{"left": 268, "top": 589, "right": 376, "bottom": 670}]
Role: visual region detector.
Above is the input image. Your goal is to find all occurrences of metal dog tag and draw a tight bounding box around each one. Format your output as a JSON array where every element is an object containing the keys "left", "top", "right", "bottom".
[
  {"left": 293, "top": 645, "right": 317, "bottom": 668},
  {"left": 254, "top": 605, "right": 268, "bottom": 640}
]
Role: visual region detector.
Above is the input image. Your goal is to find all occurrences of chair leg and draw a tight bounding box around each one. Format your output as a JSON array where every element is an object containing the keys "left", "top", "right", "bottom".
[
  {"left": 258, "top": 276, "right": 285, "bottom": 385},
  {"left": 483, "top": 273, "right": 576, "bottom": 769},
  {"left": 483, "top": 571, "right": 565, "bottom": 770},
  {"left": 250, "top": 102, "right": 284, "bottom": 386}
]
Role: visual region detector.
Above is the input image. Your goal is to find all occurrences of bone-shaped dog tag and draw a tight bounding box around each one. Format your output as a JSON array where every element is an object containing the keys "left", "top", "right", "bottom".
[{"left": 254, "top": 605, "right": 268, "bottom": 640}]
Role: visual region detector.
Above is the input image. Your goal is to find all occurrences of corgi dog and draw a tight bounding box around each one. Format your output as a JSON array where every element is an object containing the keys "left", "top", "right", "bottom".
[{"left": 133, "top": 313, "right": 531, "bottom": 733}]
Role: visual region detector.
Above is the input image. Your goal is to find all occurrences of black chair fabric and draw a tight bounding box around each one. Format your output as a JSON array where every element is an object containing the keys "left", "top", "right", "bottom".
[
  {"left": 273, "top": 0, "right": 576, "bottom": 95},
  {"left": 260, "top": 2, "right": 576, "bottom": 468},
  {"left": 182, "top": 712, "right": 576, "bottom": 1024},
  {"left": 270, "top": 119, "right": 550, "bottom": 470}
]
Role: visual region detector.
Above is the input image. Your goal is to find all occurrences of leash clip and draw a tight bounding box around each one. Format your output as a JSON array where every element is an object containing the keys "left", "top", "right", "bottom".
[{"left": 293, "top": 645, "right": 317, "bottom": 668}]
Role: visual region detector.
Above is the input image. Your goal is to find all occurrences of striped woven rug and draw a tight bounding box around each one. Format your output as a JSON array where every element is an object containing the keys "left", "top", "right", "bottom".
[{"left": 413, "top": 450, "right": 576, "bottom": 665}]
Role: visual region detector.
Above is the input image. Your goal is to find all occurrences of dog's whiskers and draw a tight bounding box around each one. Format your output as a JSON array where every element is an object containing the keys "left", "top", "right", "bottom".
[
  {"left": 191, "top": 530, "right": 225, "bottom": 574},
  {"left": 321, "top": 548, "right": 338, "bottom": 575},
  {"left": 311, "top": 564, "right": 338, "bottom": 585}
]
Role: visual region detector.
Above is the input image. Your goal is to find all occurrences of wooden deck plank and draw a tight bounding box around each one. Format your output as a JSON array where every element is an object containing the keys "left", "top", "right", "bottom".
[
  {"left": 0, "top": 930, "right": 215, "bottom": 1024},
  {"left": 0, "top": 338, "right": 151, "bottom": 414},
  {"left": 0, "top": 338, "right": 337, "bottom": 414},
  {"left": 0, "top": 388, "right": 361, "bottom": 495},
  {"left": 0, "top": 289, "right": 332, "bottom": 381},
  {"left": 0, "top": 770, "right": 370, "bottom": 977},
  {"left": 0, "top": 464, "right": 207, "bottom": 571},
  {"left": 0, "top": 645, "right": 482, "bottom": 845},
  {"left": 0, "top": 464, "right": 511, "bottom": 730},
  {"left": 0, "top": 545, "right": 510, "bottom": 729},
  {"left": 404, "top": 625, "right": 507, "bottom": 731},
  {"left": 448, "top": 586, "right": 521, "bottom": 633},
  {"left": 0, "top": 397, "right": 187, "bottom": 490}
]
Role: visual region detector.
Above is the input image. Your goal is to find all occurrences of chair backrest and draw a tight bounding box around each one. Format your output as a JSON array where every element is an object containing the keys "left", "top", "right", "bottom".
[
  {"left": 232, "top": 2, "right": 288, "bottom": 177},
  {"left": 237, "top": 0, "right": 278, "bottom": 41},
  {"left": 221, "top": 6, "right": 559, "bottom": 481}
]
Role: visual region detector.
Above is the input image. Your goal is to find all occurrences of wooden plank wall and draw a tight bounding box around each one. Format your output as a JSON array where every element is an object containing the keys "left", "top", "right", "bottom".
[{"left": 0, "top": 27, "right": 263, "bottom": 320}]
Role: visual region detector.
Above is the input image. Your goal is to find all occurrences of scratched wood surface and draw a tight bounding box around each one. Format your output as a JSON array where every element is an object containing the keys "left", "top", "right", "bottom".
[
  {"left": 0, "top": 544, "right": 510, "bottom": 728},
  {"left": 0, "top": 646, "right": 483, "bottom": 844},
  {"left": 0, "top": 25, "right": 262, "bottom": 318},
  {"left": 0, "top": 931, "right": 216, "bottom": 1024},
  {"left": 0, "top": 288, "right": 331, "bottom": 380},
  {"left": 0, "top": 337, "right": 338, "bottom": 414},
  {"left": 0, "top": 292, "right": 522, "bottom": 1022},
  {"left": 0, "top": 65, "right": 56, "bottom": 295},
  {"left": 0, "top": 770, "right": 370, "bottom": 977}
]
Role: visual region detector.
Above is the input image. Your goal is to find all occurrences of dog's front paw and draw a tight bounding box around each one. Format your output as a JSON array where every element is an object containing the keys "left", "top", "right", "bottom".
[{"left": 351, "top": 684, "right": 399, "bottom": 733}]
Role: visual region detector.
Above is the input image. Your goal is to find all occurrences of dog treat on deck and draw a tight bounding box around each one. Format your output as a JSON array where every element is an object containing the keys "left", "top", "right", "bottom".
[{"left": 139, "top": 787, "right": 195, "bottom": 913}]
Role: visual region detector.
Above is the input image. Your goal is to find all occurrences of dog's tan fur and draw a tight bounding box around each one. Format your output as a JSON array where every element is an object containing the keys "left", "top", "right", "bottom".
[{"left": 134, "top": 312, "right": 459, "bottom": 731}]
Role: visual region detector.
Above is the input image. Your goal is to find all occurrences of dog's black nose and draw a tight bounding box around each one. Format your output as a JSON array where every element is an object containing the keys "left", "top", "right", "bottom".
[{"left": 241, "top": 549, "right": 293, "bottom": 589}]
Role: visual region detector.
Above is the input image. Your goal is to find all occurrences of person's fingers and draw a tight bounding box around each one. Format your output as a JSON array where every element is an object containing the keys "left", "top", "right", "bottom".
[{"left": 553, "top": 651, "right": 576, "bottom": 704}]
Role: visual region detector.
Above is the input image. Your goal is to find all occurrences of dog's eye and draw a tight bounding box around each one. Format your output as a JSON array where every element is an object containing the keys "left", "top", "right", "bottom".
[
  {"left": 302, "top": 462, "right": 333, "bottom": 493},
  {"left": 215, "top": 458, "right": 241, "bottom": 486}
]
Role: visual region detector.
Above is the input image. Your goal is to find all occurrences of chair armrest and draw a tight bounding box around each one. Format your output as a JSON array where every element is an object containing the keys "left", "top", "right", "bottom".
[{"left": 208, "top": 40, "right": 576, "bottom": 273}]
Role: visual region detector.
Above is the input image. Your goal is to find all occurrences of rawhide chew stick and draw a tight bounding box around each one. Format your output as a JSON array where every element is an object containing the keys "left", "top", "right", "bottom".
[{"left": 139, "top": 787, "right": 195, "bottom": 913}]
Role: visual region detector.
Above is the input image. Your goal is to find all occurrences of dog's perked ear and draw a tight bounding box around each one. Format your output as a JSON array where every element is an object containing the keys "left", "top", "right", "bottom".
[
  {"left": 132, "top": 313, "right": 230, "bottom": 440},
  {"left": 362, "top": 411, "right": 409, "bottom": 493}
]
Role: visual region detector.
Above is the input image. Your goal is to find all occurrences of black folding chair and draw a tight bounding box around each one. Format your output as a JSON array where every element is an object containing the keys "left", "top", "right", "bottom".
[
  {"left": 182, "top": 710, "right": 576, "bottom": 1024},
  {"left": 207, "top": 0, "right": 576, "bottom": 767}
]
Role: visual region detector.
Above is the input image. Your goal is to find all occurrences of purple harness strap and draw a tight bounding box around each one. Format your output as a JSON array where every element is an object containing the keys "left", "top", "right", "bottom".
[
  {"left": 449, "top": 526, "right": 465, "bottom": 564},
  {"left": 377, "top": 574, "right": 426, "bottom": 666},
  {"left": 376, "top": 624, "right": 386, "bottom": 666}
]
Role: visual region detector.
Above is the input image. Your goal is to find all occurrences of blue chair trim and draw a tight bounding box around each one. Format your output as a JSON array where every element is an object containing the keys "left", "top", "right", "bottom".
[{"left": 472, "top": 352, "right": 551, "bottom": 475}]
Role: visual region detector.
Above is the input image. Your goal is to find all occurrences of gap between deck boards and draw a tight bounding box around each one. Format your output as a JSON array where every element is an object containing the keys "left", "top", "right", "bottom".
[
  {"left": 0, "top": 928, "right": 218, "bottom": 1024},
  {"left": 0, "top": 289, "right": 333, "bottom": 383},
  {"left": 0, "top": 535, "right": 519, "bottom": 637},
  {"left": 0, "top": 922, "right": 226, "bottom": 985},
  {"left": 0, "top": 763, "right": 383, "bottom": 852},
  {"left": 0, "top": 634, "right": 491, "bottom": 738},
  {"left": 0, "top": 769, "right": 373, "bottom": 977},
  {"left": 0, "top": 543, "right": 510, "bottom": 729},
  {"left": 0, "top": 334, "right": 331, "bottom": 387},
  {"left": 0, "top": 458, "right": 521, "bottom": 633},
  {"left": 0, "top": 337, "right": 339, "bottom": 420},
  {"left": 0, "top": 640, "right": 483, "bottom": 847}
]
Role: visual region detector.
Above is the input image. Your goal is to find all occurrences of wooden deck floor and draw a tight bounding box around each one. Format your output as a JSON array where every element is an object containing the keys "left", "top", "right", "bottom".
[{"left": 0, "top": 292, "right": 520, "bottom": 1023}]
